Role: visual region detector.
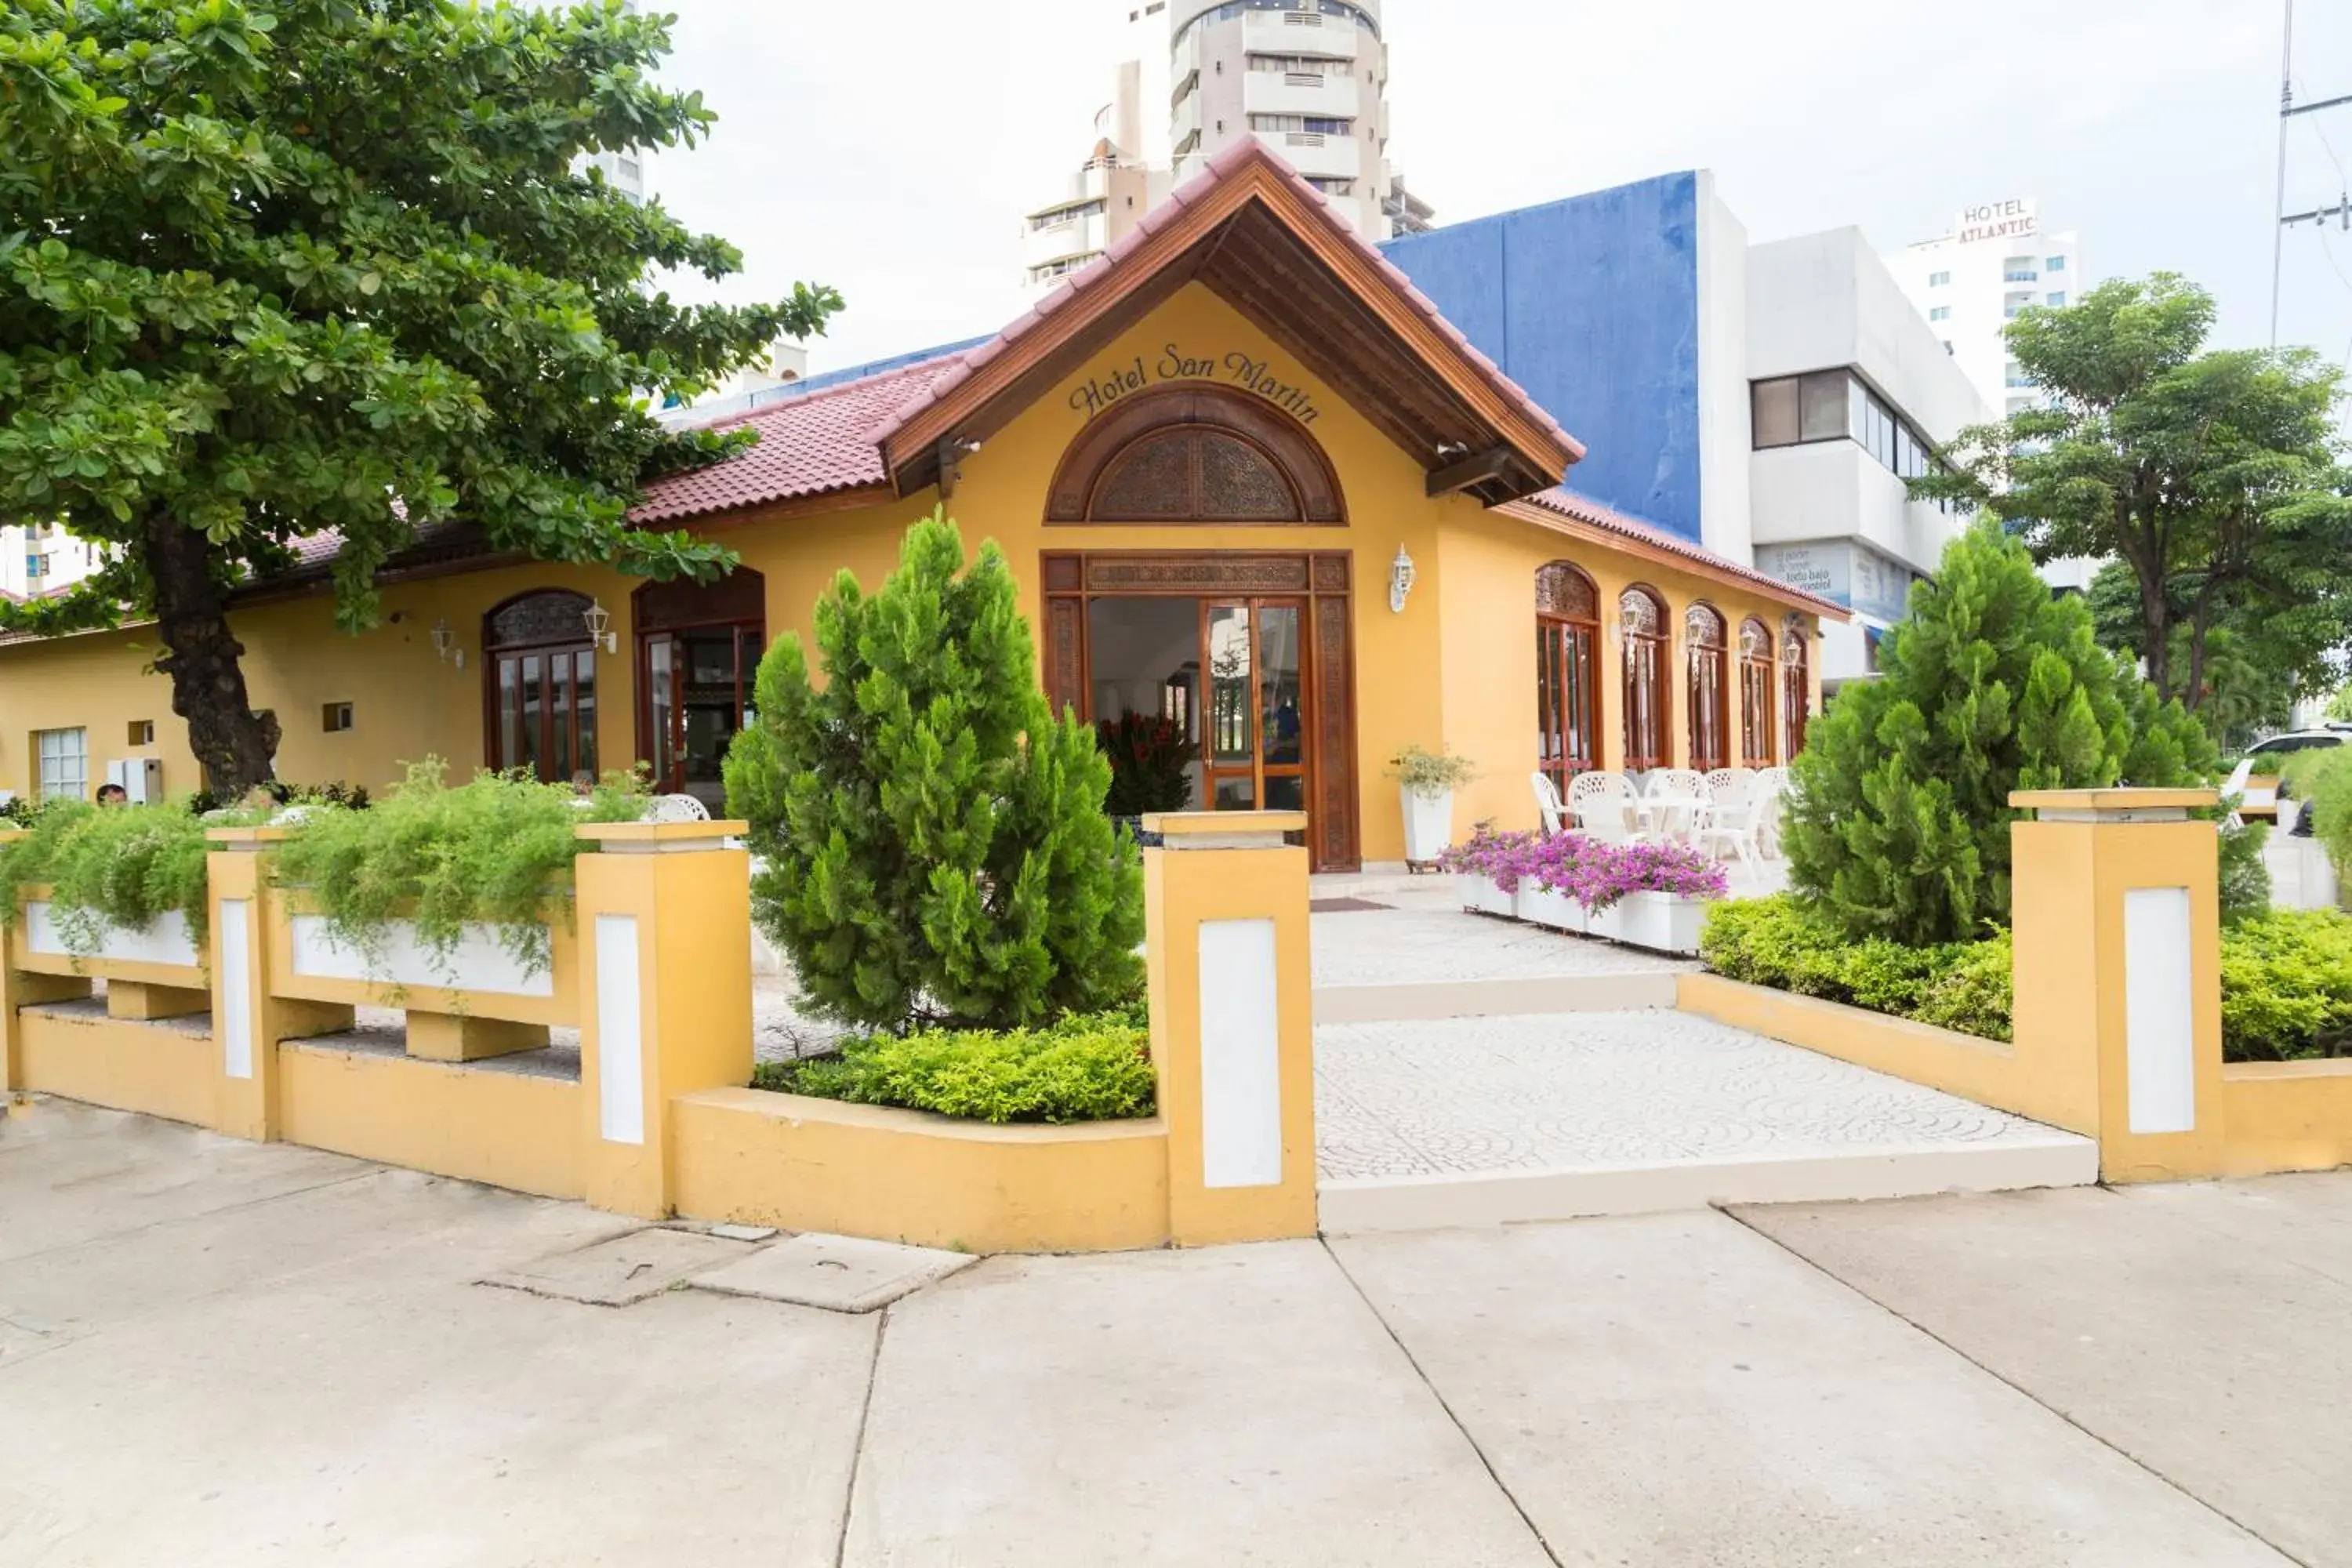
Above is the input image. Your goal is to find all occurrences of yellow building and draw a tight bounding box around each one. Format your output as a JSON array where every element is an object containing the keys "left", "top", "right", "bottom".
[{"left": 0, "top": 142, "right": 1838, "bottom": 871}]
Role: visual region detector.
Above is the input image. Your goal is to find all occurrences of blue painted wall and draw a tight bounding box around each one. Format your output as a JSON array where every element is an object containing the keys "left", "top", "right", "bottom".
[{"left": 1381, "top": 172, "right": 1704, "bottom": 543}]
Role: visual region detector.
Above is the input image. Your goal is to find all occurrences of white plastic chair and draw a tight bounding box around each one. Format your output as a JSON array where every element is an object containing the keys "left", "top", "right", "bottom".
[
  {"left": 1697, "top": 768, "right": 1763, "bottom": 876},
  {"left": 646, "top": 793, "right": 713, "bottom": 823},
  {"left": 2222, "top": 757, "right": 2254, "bottom": 829},
  {"left": 1530, "top": 771, "right": 1567, "bottom": 835},
  {"left": 1567, "top": 771, "right": 1642, "bottom": 844},
  {"left": 1642, "top": 768, "right": 1709, "bottom": 844}
]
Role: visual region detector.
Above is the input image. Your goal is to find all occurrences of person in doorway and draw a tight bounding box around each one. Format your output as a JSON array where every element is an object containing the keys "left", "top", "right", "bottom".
[{"left": 94, "top": 783, "right": 128, "bottom": 806}]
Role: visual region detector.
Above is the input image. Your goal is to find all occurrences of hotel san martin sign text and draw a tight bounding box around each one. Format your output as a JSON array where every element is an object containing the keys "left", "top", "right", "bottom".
[
  {"left": 1955, "top": 198, "right": 2038, "bottom": 246},
  {"left": 1070, "top": 345, "right": 1322, "bottom": 426}
]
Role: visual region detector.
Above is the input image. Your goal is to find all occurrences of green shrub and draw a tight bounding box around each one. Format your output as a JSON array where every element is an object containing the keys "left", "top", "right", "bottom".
[
  {"left": 725, "top": 510, "right": 1144, "bottom": 1033},
  {"left": 269, "top": 760, "right": 644, "bottom": 980},
  {"left": 751, "top": 1007, "right": 1155, "bottom": 1123},
  {"left": 1700, "top": 895, "right": 2013, "bottom": 1042},
  {"left": 2292, "top": 748, "right": 2352, "bottom": 885},
  {"left": 2219, "top": 910, "right": 2352, "bottom": 1062},
  {"left": 0, "top": 800, "right": 252, "bottom": 953},
  {"left": 1708, "top": 896, "right": 2352, "bottom": 1062},
  {"left": 2218, "top": 819, "right": 2272, "bottom": 926},
  {"left": 1784, "top": 521, "right": 2213, "bottom": 946}
]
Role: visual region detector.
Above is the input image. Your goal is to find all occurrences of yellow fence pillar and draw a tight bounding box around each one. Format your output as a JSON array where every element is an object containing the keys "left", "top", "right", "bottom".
[
  {"left": 574, "top": 821, "right": 755, "bottom": 1219},
  {"left": 1142, "top": 810, "right": 1319, "bottom": 1246},
  {"left": 205, "top": 829, "right": 356, "bottom": 1142},
  {"left": 2010, "top": 789, "right": 2227, "bottom": 1182},
  {"left": 0, "top": 828, "right": 91, "bottom": 1094}
]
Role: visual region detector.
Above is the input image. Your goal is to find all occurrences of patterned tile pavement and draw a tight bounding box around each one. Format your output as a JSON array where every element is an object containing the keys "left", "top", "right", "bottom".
[{"left": 1315, "top": 1010, "right": 2067, "bottom": 1182}]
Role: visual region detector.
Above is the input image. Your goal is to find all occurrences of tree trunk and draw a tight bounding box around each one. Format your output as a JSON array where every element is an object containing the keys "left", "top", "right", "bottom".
[
  {"left": 2136, "top": 564, "right": 2172, "bottom": 702},
  {"left": 144, "top": 508, "right": 279, "bottom": 797}
]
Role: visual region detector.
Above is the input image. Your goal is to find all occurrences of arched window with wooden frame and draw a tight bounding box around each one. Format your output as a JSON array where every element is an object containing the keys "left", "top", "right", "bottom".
[
  {"left": 1781, "top": 615, "right": 1812, "bottom": 758},
  {"left": 1535, "top": 561, "right": 1602, "bottom": 796},
  {"left": 1686, "top": 602, "right": 1730, "bottom": 773},
  {"left": 1619, "top": 586, "right": 1670, "bottom": 771},
  {"left": 1044, "top": 383, "right": 1345, "bottom": 524},
  {"left": 483, "top": 589, "right": 597, "bottom": 785},
  {"left": 1738, "top": 617, "right": 1777, "bottom": 766}
]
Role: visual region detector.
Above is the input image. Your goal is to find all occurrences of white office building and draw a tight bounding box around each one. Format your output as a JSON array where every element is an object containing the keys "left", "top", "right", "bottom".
[
  {"left": 0, "top": 522, "right": 102, "bottom": 601},
  {"left": 1022, "top": 0, "right": 1432, "bottom": 292},
  {"left": 1746, "top": 228, "right": 1993, "bottom": 687},
  {"left": 1886, "top": 199, "right": 2094, "bottom": 590}
]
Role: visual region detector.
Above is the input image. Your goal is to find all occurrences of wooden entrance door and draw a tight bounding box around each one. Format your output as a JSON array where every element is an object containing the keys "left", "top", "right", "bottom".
[
  {"left": 1041, "top": 550, "right": 1358, "bottom": 871},
  {"left": 1200, "top": 597, "right": 1311, "bottom": 815}
]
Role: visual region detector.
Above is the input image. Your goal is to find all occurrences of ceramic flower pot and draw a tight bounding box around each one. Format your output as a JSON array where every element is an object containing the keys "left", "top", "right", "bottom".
[
  {"left": 1401, "top": 786, "right": 1454, "bottom": 865},
  {"left": 1588, "top": 891, "right": 1710, "bottom": 956},
  {"left": 1462, "top": 875, "right": 1517, "bottom": 918},
  {"left": 1516, "top": 884, "right": 1588, "bottom": 934}
]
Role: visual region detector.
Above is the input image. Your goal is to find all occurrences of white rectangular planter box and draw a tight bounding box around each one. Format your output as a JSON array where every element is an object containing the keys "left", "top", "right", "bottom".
[
  {"left": 1515, "top": 884, "right": 1589, "bottom": 935},
  {"left": 1588, "top": 891, "right": 1711, "bottom": 956},
  {"left": 288, "top": 913, "right": 555, "bottom": 999},
  {"left": 24, "top": 900, "right": 201, "bottom": 970},
  {"left": 1462, "top": 875, "right": 1516, "bottom": 919}
]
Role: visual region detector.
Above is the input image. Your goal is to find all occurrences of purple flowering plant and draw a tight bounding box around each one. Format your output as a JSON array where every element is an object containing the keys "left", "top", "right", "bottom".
[{"left": 1443, "top": 824, "right": 1727, "bottom": 910}]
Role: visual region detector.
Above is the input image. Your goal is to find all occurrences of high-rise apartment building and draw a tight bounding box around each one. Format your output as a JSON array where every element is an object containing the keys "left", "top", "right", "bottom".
[
  {"left": 0, "top": 521, "right": 102, "bottom": 601},
  {"left": 1886, "top": 198, "right": 2092, "bottom": 587},
  {"left": 1022, "top": 0, "right": 1430, "bottom": 292}
]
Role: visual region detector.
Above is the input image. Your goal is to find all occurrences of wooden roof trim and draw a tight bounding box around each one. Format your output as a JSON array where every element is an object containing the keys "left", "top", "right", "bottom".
[{"left": 879, "top": 147, "right": 1578, "bottom": 491}]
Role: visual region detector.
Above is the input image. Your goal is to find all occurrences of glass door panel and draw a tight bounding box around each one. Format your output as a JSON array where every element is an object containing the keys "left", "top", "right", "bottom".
[
  {"left": 1257, "top": 602, "right": 1306, "bottom": 811},
  {"left": 645, "top": 635, "right": 677, "bottom": 789},
  {"left": 1203, "top": 601, "right": 1256, "bottom": 811},
  {"left": 677, "top": 630, "right": 745, "bottom": 810}
]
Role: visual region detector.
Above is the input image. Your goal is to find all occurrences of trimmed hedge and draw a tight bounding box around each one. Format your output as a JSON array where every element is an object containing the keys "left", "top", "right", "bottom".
[
  {"left": 1704, "top": 895, "right": 2352, "bottom": 1062},
  {"left": 1699, "top": 895, "right": 2013, "bottom": 1043},
  {"left": 751, "top": 1000, "right": 1154, "bottom": 1124}
]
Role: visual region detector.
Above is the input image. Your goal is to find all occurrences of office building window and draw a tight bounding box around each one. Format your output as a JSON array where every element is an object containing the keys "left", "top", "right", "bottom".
[
  {"left": 2046, "top": 255, "right": 2067, "bottom": 273},
  {"left": 1752, "top": 368, "right": 1936, "bottom": 480},
  {"left": 2002, "top": 257, "right": 2038, "bottom": 281},
  {"left": 1929, "top": 270, "right": 1951, "bottom": 286},
  {"left": 2045, "top": 290, "right": 2067, "bottom": 307},
  {"left": 1928, "top": 305, "right": 1951, "bottom": 321},
  {"left": 36, "top": 727, "right": 87, "bottom": 803}
]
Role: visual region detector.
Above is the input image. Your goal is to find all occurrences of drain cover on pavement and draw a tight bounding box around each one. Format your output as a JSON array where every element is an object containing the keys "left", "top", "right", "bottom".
[
  {"left": 691, "top": 1232, "right": 978, "bottom": 1314},
  {"left": 480, "top": 1226, "right": 750, "bottom": 1306}
]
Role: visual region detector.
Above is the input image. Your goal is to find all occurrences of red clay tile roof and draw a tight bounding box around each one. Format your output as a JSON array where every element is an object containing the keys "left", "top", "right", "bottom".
[
  {"left": 1513, "top": 488, "right": 1849, "bottom": 620},
  {"left": 866, "top": 137, "right": 1585, "bottom": 467},
  {"left": 633, "top": 355, "right": 962, "bottom": 526}
]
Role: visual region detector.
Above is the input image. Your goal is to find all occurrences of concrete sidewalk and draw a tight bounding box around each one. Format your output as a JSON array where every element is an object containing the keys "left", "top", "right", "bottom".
[{"left": 0, "top": 1097, "right": 2328, "bottom": 1566}]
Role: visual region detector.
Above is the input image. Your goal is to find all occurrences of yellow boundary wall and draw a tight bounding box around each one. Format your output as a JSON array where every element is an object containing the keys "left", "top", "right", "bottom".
[
  {"left": 1682, "top": 790, "right": 2352, "bottom": 1185},
  {"left": 3, "top": 812, "right": 1323, "bottom": 1254}
]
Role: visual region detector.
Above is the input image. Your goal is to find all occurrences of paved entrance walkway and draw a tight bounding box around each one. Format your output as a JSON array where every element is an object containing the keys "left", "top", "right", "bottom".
[{"left": 2, "top": 1101, "right": 2323, "bottom": 1566}]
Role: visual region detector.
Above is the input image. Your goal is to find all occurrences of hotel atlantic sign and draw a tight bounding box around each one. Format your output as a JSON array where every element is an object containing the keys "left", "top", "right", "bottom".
[{"left": 1954, "top": 198, "right": 2038, "bottom": 246}]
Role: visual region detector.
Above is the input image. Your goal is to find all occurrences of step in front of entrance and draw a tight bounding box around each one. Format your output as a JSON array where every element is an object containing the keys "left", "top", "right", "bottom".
[{"left": 1316, "top": 1135, "right": 2098, "bottom": 1235}]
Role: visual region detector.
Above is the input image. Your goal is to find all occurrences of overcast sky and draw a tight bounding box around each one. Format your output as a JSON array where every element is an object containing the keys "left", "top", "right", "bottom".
[{"left": 647, "top": 0, "right": 2352, "bottom": 389}]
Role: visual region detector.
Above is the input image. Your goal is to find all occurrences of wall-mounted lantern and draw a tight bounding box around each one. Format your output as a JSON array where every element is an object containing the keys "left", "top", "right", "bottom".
[
  {"left": 582, "top": 598, "right": 619, "bottom": 655},
  {"left": 1388, "top": 546, "right": 1416, "bottom": 614},
  {"left": 430, "top": 617, "right": 464, "bottom": 670}
]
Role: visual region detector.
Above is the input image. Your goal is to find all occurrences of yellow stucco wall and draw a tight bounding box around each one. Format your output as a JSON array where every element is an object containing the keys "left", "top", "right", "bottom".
[{"left": 0, "top": 281, "right": 1824, "bottom": 866}]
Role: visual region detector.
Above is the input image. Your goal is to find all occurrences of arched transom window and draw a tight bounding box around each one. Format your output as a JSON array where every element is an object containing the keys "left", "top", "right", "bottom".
[
  {"left": 1686, "top": 602, "right": 1730, "bottom": 773},
  {"left": 1044, "top": 384, "right": 1345, "bottom": 524},
  {"left": 1739, "top": 616, "right": 1776, "bottom": 767},
  {"left": 1620, "top": 586, "right": 1669, "bottom": 771},
  {"left": 1535, "top": 562, "right": 1602, "bottom": 793}
]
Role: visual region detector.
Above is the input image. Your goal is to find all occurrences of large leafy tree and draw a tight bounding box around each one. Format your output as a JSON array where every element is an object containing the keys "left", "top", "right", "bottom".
[
  {"left": 1786, "top": 521, "right": 2213, "bottom": 947},
  {"left": 1913, "top": 274, "right": 2352, "bottom": 713},
  {"left": 2084, "top": 559, "right": 2298, "bottom": 750},
  {"left": 0, "top": 0, "right": 837, "bottom": 791},
  {"left": 724, "top": 510, "right": 1145, "bottom": 1033}
]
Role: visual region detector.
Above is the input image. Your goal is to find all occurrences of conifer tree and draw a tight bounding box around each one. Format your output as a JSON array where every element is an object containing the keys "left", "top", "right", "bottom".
[
  {"left": 725, "top": 510, "right": 1144, "bottom": 1031},
  {"left": 1785, "top": 521, "right": 2213, "bottom": 946}
]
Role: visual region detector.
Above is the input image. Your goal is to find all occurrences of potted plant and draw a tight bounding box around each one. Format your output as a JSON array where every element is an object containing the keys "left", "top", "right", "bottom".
[
  {"left": 1439, "top": 824, "right": 1537, "bottom": 918},
  {"left": 1388, "top": 745, "right": 1477, "bottom": 868},
  {"left": 1096, "top": 712, "right": 1196, "bottom": 844},
  {"left": 1565, "top": 840, "right": 1729, "bottom": 956}
]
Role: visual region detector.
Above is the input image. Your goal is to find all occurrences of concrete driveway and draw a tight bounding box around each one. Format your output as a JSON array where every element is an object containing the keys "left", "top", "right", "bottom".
[{"left": 2, "top": 1096, "right": 2336, "bottom": 1566}]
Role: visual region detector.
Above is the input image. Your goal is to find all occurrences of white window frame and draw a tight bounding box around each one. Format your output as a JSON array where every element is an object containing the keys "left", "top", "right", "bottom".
[{"left": 36, "top": 726, "right": 88, "bottom": 803}]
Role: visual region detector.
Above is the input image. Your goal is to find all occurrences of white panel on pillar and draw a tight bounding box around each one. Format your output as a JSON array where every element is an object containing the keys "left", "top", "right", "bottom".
[
  {"left": 2122, "top": 886, "right": 2196, "bottom": 1134},
  {"left": 1196, "top": 916, "right": 1282, "bottom": 1189},
  {"left": 219, "top": 898, "right": 255, "bottom": 1080},
  {"left": 594, "top": 913, "right": 645, "bottom": 1145}
]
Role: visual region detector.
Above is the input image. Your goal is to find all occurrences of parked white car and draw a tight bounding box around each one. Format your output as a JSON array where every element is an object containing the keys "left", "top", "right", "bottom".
[{"left": 2234, "top": 727, "right": 2352, "bottom": 826}]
